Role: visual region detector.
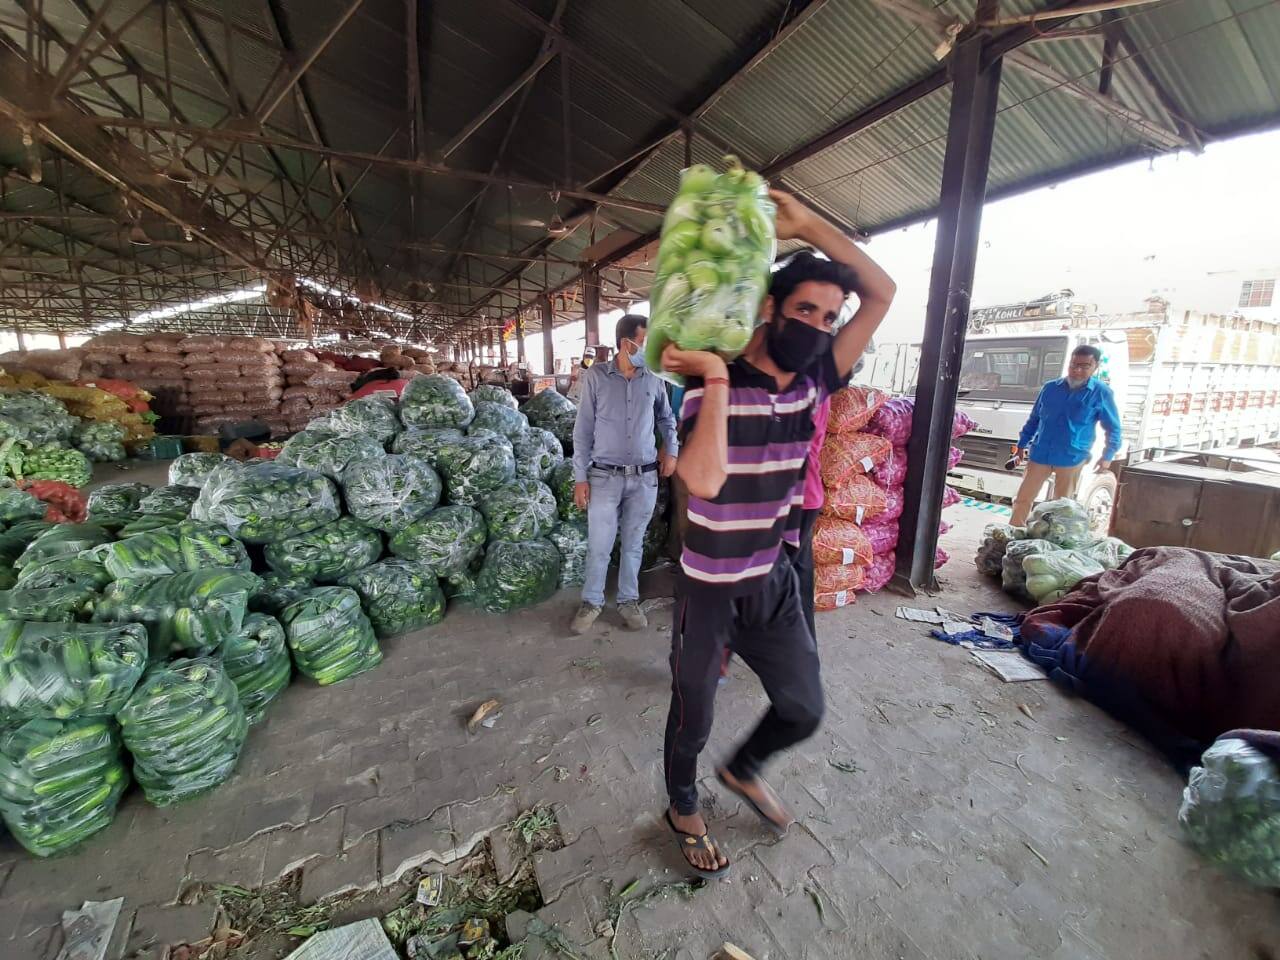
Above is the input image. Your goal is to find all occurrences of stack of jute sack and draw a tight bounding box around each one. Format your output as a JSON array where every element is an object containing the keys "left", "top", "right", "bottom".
[
  {"left": 177, "top": 335, "right": 284, "bottom": 434},
  {"left": 279, "top": 350, "right": 357, "bottom": 433}
]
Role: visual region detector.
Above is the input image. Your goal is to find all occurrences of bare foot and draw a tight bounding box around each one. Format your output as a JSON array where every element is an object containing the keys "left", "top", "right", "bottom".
[
  {"left": 667, "top": 806, "right": 729, "bottom": 873},
  {"left": 717, "top": 767, "right": 795, "bottom": 832}
]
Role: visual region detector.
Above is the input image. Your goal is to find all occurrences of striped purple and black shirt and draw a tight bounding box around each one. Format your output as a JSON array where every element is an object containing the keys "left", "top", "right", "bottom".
[{"left": 679, "top": 351, "right": 845, "bottom": 595}]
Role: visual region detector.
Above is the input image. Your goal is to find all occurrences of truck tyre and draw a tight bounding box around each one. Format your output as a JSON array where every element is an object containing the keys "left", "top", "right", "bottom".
[{"left": 1082, "top": 472, "right": 1118, "bottom": 537}]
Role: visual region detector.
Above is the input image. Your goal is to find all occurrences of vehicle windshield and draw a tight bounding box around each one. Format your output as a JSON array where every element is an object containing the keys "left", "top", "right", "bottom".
[{"left": 959, "top": 337, "right": 1067, "bottom": 402}]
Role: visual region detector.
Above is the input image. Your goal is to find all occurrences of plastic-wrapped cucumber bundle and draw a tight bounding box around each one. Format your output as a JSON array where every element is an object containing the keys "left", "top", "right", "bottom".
[
  {"left": 86, "top": 482, "right": 152, "bottom": 518},
  {"left": 117, "top": 657, "right": 248, "bottom": 805},
  {"left": 0, "top": 390, "right": 78, "bottom": 444},
  {"left": 94, "top": 569, "right": 259, "bottom": 659},
  {"left": 20, "top": 444, "right": 92, "bottom": 488},
  {"left": 264, "top": 516, "right": 382, "bottom": 583},
  {"left": 15, "top": 523, "right": 111, "bottom": 570},
  {"left": 469, "top": 401, "right": 528, "bottom": 441},
  {"left": 280, "top": 587, "right": 382, "bottom": 685},
  {"left": 0, "top": 583, "right": 97, "bottom": 622},
  {"left": 102, "top": 520, "right": 250, "bottom": 580},
  {"left": 119, "top": 512, "right": 185, "bottom": 537},
  {"left": 337, "top": 559, "right": 445, "bottom": 638},
  {"left": 249, "top": 573, "right": 312, "bottom": 616},
  {"left": 138, "top": 484, "right": 199, "bottom": 517},
  {"left": 546, "top": 520, "right": 588, "bottom": 588},
  {"left": 399, "top": 374, "right": 475, "bottom": 430},
  {"left": 1001, "top": 539, "right": 1059, "bottom": 598},
  {"left": 548, "top": 460, "right": 585, "bottom": 522},
  {"left": 326, "top": 395, "right": 400, "bottom": 446},
  {"left": 0, "top": 484, "right": 47, "bottom": 523},
  {"left": 0, "top": 520, "right": 53, "bottom": 566},
  {"left": 72, "top": 421, "right": 127, "bottom": 462},
  {"left": 169, "top": 452, "right": 234, "bottom": 488},
  {"left": 975, "top": 523, "right": 1027, "bottom": 577},
  {"left": 479, "top": 479, "right": 557, "bottom": 542},
  {"left": 1022, "top": 549, "right": 1104, "bottom": 604},
  {"left": 219, "top": 613, "right": 291, "bottom": 724},
  {"left": 1026, "top": 498, "right": 1092, "bottom": 548},
  {"left": 474, "top": 538, "right": 560, "bottom": 613},
  {"left": 435, "top": 433, "right": 516, "bottom": 506},
  {"left": 0, "top": 620, "right": 147, "bottom": 719},
  {"left": 0, "top": 717, "right": 129, "bottom": 856},
  {"left": 512, "top": 428, "right": 563, "bottom": 482},
  {"left": 392, "top": 428, "right": 464, "bottom": 470},
  {"left": 15, "top": 554, "right": 112, "bottom": 590},
  {"left": 191, "top": 461, "right": 340, "bottom": 544},
  {"left": 278, "top": 429, "right": 386, "bottom": 481},
  {"left": 1080, "top": 536, "right": 1134, "bottom": 571},
  {"left": 341, "top": 455, "right": 441, "bottom": 532},
  {"left": 470, "top": 384, "right": 518, "bottom": 410},
  {"left": 388, "top": 505, "right": 487, "bottom": 578},
  {"left": 1179, "top": 735, "right": 1280, "bottom": 887},
  {"left": 643, "top": 158, "right": 776, "bottom": 383}
]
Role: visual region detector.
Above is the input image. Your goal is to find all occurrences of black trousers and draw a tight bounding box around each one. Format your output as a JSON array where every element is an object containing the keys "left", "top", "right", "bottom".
[
  {"left": 663, "top": 558, "right": 824, "bottom": 815},
  {"left": 789, "top": 507, "right": 820, "bottom": 640}
]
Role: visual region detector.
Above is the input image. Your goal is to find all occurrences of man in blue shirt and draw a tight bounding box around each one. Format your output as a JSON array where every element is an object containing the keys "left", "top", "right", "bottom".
[
  {"left": 570, "top": 314, "right": 678, "bottom": 634},
  {"left": 1011, "top": 344, "right": 1123, "bottom": 526}
]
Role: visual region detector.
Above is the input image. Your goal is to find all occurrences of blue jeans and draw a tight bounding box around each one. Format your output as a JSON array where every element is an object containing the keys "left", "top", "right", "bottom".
[{"left": 582, "top": 467, "right": 658, "bottom": 608}]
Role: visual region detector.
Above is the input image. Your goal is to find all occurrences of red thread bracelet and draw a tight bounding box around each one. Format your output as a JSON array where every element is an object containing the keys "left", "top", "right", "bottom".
[{"left": 705, "top": 376, "right": 729, "bottom": 387}]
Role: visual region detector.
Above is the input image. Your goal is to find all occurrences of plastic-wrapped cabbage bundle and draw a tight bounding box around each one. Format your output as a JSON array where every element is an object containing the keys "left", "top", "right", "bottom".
[
  {"left": 0, "top": 717, "right": 129, "bottom": 856},
  {"left": 94, "top": 569, "right": 258, "bottom": 659},
  {"left": 1080, "top": 536, "right": 1134, "bottom": 570},
  {"left": 118, "top": 657, "right": 248, "bottom": 805},
  {"left": 20, "top": 445, "right": 92, "bottom": 488},
  {"left": 169, "top": 452, "right": 234, "bottom": 488},
  {"left": 435, "top": 433, "right": 516, "bottom": 506},
  {"left": 326, "top": 395, "right": 400, "bottom": 446},
  {"left": 1001, "top": 539, "right": 1058, "bottom": 598},
  {"left": 15, "top": 554, "right": 111, "bottom": 591},
  {"left": 86, "top": 482, "right": 152, "bottom": 519},
  {"left": 72, "top": 421, "right": 126, "bottom": 462},
  {"left": 0, "top": 520, "right": 54, "bottom": 566},
  {"left": 119, "top": 512, "right": 185, "bottom": 536},
  {"left": 470, "top": 384, "right": 518, "bottom": 409},
  {"left": 0, "top": 583, "right": 97, "bottom": 622},
  {"left": 469, "top": 401, "right": 529, "bottom": 441},
  {"left": 337, "top": 559, "right": 445, "bottom": 638},
  {"left": 546, "top": 520, "right": 588, "bottom": 588},
  {"left": 1026, "top": 498, "right": 1092, "bottom": 548},
  {"left": 219, "top": 613, "right": 291, "bottom": 724},
  {"left": 341, "top": 455, "right": 441, "bottom": 531},
  {"left": 0, "top": 620, "right": 147, "bottom": 719},
  {"left": 1021, "top": 548, "right": 1103, "bottom": 605},
  {"left": 548, "top": 460, "right": 585, "bottom": 522},
  {"left": 102, "top": 520, "right": 250, "bottom": 580},
  {"left": 399, "top": 374, "right": 475, "bottom": 430},
  {"left": 392, "top": 428, "right": 464, "bottom": 470},
  {"left": 643, "top": 158, "right": 776, "bottom": 383},
  {"left": 15, "top": 523, "right": 111, "bottom": 570},
  {"left": 278, "top": 429, "right": 386, "bottom": 481},
  {"left": 513, "top": 427, "right": 563, "bottom": 482},
  {"left": 280, "top": 587, "right": 382, "bottom": 685},
  {"left": 264, "top": 516, "right": 382, "bottom": 583},
  {"left": 975, "top": 523, "right": 1027, "bottom": 577},
  {"left": 191, "top": 461, "right": 340, "bottom": 544},
  {"left": 1179, "top": 735, "right": 1280, "bottom": 887},
  {"left": 0, "top": 390, "right": 78, "bottom": 444},
  {"left": 0, "top": 484, "right": 47, "bottom": 522},
  {"left": 249, "top": 573, "right": 312, "bottom": 616},
  {"left": 474, "top": 538, "right": 560, "bottom": 613},
  {"left": 480, "top": 479, "right": 557, "bottom": 542},
  {"left": 138, "top": 484, "right": 199, "bottom": 517},
  {"left": 389, "top": 505, "right": 487, "bottom": 578}
]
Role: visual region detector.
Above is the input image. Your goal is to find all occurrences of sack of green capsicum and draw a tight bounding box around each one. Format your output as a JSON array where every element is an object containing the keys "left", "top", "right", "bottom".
[
  {"left": 117, "top": 656, "right": 248, "bottom": 805},
  {"left": 278, "top": 429, "right": 385, "bottom": 481},
  {"left": 168, "top": 452, "right": 234, "bottom": 488},
  {"left": 279, "top": 586, "right": 382, "bottom": 685},
  {"left": 219, "top": 613, "right": 291, "bottom": 725},
  {"left": 479, "top": 479, "right": 557, "bottom": 542},
  {"left": 388, "top": 504, "right": 487, "bottom": 579},
  {"left": 474, "top": 538, "right": 561, "bottom": 613},
  {"left": 93, "top": 569, "right": 260, "bottom": 659},
  {"left": 643, "top": 157, "right": 777, "bottom": 383},
  {"left": 0, "top": 716, "right": 130, "bottom": 856},
  {"left": 341, "top": 455, "right": 442, "bottom": 532},
  {"left": 192, "top": 462, "right": 340, "bottom": 544},
  {"left": 264, "top": 516, "right": 382, "bottom": 583},
  {"left": 0, "top": 620, "right": 148, "bottom": 720},
  {"left": 337, "top": 559, "right": 445, "bottom": 638},
  {"left": 100, "top": 520, "right": 250, "bottom": 580}
]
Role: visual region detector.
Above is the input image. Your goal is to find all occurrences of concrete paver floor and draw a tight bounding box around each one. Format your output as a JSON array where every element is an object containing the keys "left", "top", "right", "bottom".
[{"left": 2, "top": 489, "right": 1278, "bottom": 959}]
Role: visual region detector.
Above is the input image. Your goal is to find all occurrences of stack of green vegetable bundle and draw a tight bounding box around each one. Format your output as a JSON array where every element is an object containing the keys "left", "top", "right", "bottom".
[
  {"left": 338, "top": 559, "right": 445, "bottom": 638},
  {"left": 0, "top": 717, "right": 130, "bottom": 856},
  {"left": 192, "top": 462, "right": 340, "bottom": 543},
  {"left": 546, "top": 520, "right": 588, "bottom": 588},
  {"left": 18, "top": 444, "right": 92, "bottom": 488},
  {"left": 324, "top": 395, "right": 400, "bottom": 446},
  {"left": 0, "top": 620, "right": 148, "bottom": 719},
  {"left": 93, "top": 569, "right": 259, "bottom": 659},
  {"left": 278, "top": 430, "right": 385, "bottom": 481},
  {"left": 0, "top": 521, "right": 54, "bottom": 569},
  {"left": 101, "top": 521, "right": 250, "bottom": 580},
  {"left": 469, "top": 401, "right": 528, "bottom": 441},
  {"left": 470, "top": 385, "right": 518, "bottom": 410},
  {"left": 512, "top": 428, "right": 563, "bottom": 482},
  {"left": 399, "top": 375, "right": 475, "bottom": 430},
  {"left": 474, "top": 539, "right": 560, "bottom": 613},
  {"left": 264, "top": 516, "right": 382, "bottom": 582},
  {"left": 279, "top": 587, "right": 382, "bottom": 685},
  {"left": 117, "top": 657, "right": 248, "bottom": 805},
  {"left": 479, "top": 479, "right": 557, "bottom": 542},
  {"left": 169, "top": 452, "right": 234, "bottom": 488},
  {"left": 389, "top": 505, "right": 487, "bottom": 578},
  {"left": 0, "top": 391, "right": 78, "bottom": 445},
  {"left": 16, "top": 523, "right": 111, "bottom": 570},
  {"left": 0, "top": 582, "right": 97, "bottom": 622},
  {"left": 138, "top": 484, "right": 199, "bottom": 517},
  {"left": 0, "top": 485, "right": 47, "bottom": 523},
  {"left": 119, "top": 513, "right": 185, "bottom": 536},
  {"left": 392, "top": 428, "right": 464, "bottom": 470},
  {"left": 86, "top": 483, "right": 152, "bottom": 519},
  {"left": 72, "top": 421, "right": 126, "bottom": 462},
  {"left": 1025, "top": 498, "right": 1092, "bottom": 549},
  {"left": 434, "top": 433, "right": 516, "bottom": 506},
  {"left": 249, "top": 573, "right": 312, "bottom": 616},
  {"left": 522, "top": 389, "right": 576, "bottom": 452},
  {"left": 548, "top": 460, "right": 585, "bottom": 522},
  {"left": 15, "top": 554, "right": 111, "bottom": 591},
  {"left": 219, "top": 613, "right": 291, "bottom": 724},
  {"left": 341, "top": 455, "right": 441, "bottom": 531}
]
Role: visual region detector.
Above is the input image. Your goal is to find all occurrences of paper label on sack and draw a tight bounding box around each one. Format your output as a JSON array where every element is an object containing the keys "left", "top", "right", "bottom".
[
  {"left": 855, "top": 506, "right": 866, "bottom": 524},
  {"left": 841, "top": 547, "right": 855, "bottom": 564},
  {"left": 859, "top": 456, "right": 874, "bottom": 472},
  {"left": 834, "top": 590, "right": 849, "bottom": 606}
]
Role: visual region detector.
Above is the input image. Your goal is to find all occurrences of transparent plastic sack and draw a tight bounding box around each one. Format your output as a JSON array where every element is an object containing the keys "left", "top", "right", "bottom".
[
  {"left": 479, "top": 479, "right": 558, "bottom": 542},
  {"left": 93, "top": 569, "right": 259, "bottom": 659},
  {"left": 546, "top": 519, "right": 588, "bottom": 588},
  {"left": 279, "top": 586, "right": 382, "bottom": 685},
  {"left": 975, "top": 523, "right": 1027, "bottom": 577},
  {"left": 278, "top": 429, "right": 386, "bottom": 481},
  {"left": 0, "top": 484, "right": 48, "bottom": 523},
  {"left": 219, "top": 612, "right": 291, "bottom": 725},
  {"left": 512, "top": 427, "right": 564, "bottom": 483},
  {"left": 469, "top": 401, "right": 529, "bottom": 442},
  {"left": 14, "top": 554, "right": 111, "bottom": 591},
  {"left": 191, "top": 461, "right": 341, "bottom": 543},
  {"left": 1080, "top": 536, "right": 1134, "bottom": 571},
  {"left": 341, "top": 454, "right": 442, "bottom": 532},
  {"left": 1023, "top": 549, "right": 1105, "bottom": 604},
  {"left": 138, "top": 484, "right": 199, "bottom": 517},
  {"left": 117, "top": 656, "right": 248, "bottom": 805},
  {"left": 1026, "top": 498, "right": 1092, "bottom": 548},
  {"left": 812, "top": 514, "right": 873, "bottom": 567},
  {"left": 0, "top": 520, "right": 53, "bottom": 567},
  {"left": 470, "top": 385, "right": 518, "bottom": 410},
  {"left": 168, "top": 452, "right": 234, "bottom": 488},
  {"left": 0, "top": 620, "right": 147, "bottom": 720},
  {"left": 337, "top": 559, "right": 445, "bottom": 638},
  {"left": 392, "top": 427, "right": 465, "bottom": 470},
  {"left": 434, "top": 433, "right": 517, "bottom": 507},
  {"left": 86, "top": 482, "right": 152, "bottom": 519},
  {"left": 548, "top": 460, "right": 585, "bottom": 522},
  {"left": 819, "top": 432, "right": 891, "bottom": 487},
  {"left": 474, "top": 538, "right": 561, "bottom": 613},
  {"left": 0, "top": 390, "right": 78, "bottom": 444},
  {"left": 19, "top": 445, "right": 92, "bottom": 489},
  {"left": 326, "top": 395, "right": 400, "bottom": 446},
  {"left": 118, "top": 512, "right": 185, "bottom": 537},
  {"left": 1001, "top": 539, "right": 1061, "bottom": 598},
  {"left": 264, "top": 516, "right": 382, "bottom": 583},
  {"left": 101, "top": 520, "right": 250, "bottom": 580},
  {"left": 828, "top": 385, "right": 886, "bottom": 435},
  {"left": 522, "top": 391, "right": 576, "bottom": 453},
  {"left": 388, "top": 505, "right": 487, "bottom": 578},
  {"left": 249, "top": 573, "right": 312, "bottom": 616},
  {"left": 643, "top": 157, "right": 776, "bottom": 384},
  {"left": 1179, "top": 736, "right": 1280, "bottom": 887},
  {"left": 0, "top": 716, "right": 129, "bottom": 856},
  {"left": 15, "top": 523, "right": 111, "bottom": 570},
  {"left": 399, "top": 374, "right": 475, "bottom": 430},
  {"left": 0, "top": 583, "right": 97, "bottom": 623}
]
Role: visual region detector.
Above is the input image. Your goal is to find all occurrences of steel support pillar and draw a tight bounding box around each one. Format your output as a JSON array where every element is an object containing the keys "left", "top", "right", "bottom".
[
  {"left": 894, "top": 34, "right": 1003, "bottom": 592},
  {"left": 583, "top": 266, "right": 600, "bottom": 347},
  {"left": 540, "top": 295, "right": 555, "bottom": 374},
  {"left": 515, "top": 313, "right": 526, "bottom": 363},
  {"left": 499, "top": 328, "right": 508, "bottom": 365}
]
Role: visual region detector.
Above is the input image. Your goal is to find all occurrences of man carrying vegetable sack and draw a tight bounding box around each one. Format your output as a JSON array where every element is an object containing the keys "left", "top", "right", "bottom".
[
  {"left": 659, "top": 190, "right": 895, "bottom": 878},
  {"left": 569, "top": 313, "right": 679, "bottom": 635}
]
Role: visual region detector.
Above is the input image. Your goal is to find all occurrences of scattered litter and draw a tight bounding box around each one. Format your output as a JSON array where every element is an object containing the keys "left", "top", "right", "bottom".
[
  {"left": 285, "top": 919, "right": 397, "bottom": 960},
  {"left": 593, "top": 919, "right": 615, "bottom": 938},
  {"left": 466, "top": 699, "right": 502, "bottom": 734},
  {"left": 804, "top": 884, "right": 825, "bottom": 921},
  {"left": 569, "top": 656, "right": 602, "bottom": 671},
  {"left": 1018, "top": 703, "right": 1037, "bottom": 721},
  {"left": 895, "top": 606, "right": 947, "bottom": 624},
  {"left": 828, "top": 757, "right": 860, "bottom": 774},
  {"left": 457, "top": 917, "right": 489, "bottom": 947},
  {"left": 553, "top": 765, "right": 569, "bottom": 782},
  {"left": 55, "top": 898, "right": 123, "bottom": 960},
  {"left": 970, "top": 650, "right": 1047, "bottom": 683},
  {"left": 978, "top": 616, "right": 1014, "bottom": 643},
  {"left": 1023, "top": 840, "right": 1051, "bottom": 867},
  {"left": 585, "top": 713, "right": 603, "bottom": 727},
  {"left": 637, "top": 704, "right": 659, "bottom": 720},
  {"left": 639, "top": 597, "right": 674, "bottom": 613},
  {"left": 415, "top": 874, "right": 444, "bottom": 908},
  {"left": 872, "top": 700, "right": 894, "bottom": 725},
  {"left": 938, "top": 620, "right": 974, "bottom": 638},
  {"left": 720, "top": 943, "right": 760, "bottom": 960}
]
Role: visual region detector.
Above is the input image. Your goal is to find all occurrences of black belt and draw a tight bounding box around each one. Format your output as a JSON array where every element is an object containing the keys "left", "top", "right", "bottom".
[{"left": 591, "top": 461, "right": 658, "bottom": 476}]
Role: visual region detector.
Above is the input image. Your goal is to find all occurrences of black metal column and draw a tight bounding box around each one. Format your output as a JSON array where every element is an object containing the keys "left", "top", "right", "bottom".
[
  {"left": 515, "top": 312, "right": 526, "bottom": 363},
  {"left": 894, "top": 34, "right": 1003, "bottom": 592},
  {"left": 540, "top": 295, "right": 555, "bottom": 375},
  {"left": 582, "top": 266, "right": 600, "bottom": 347}
]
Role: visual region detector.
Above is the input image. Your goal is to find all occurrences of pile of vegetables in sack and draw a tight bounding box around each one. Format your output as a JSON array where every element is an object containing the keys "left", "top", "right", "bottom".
[{"left": 0, "top": 386, "right": 135, "bottom": 489}]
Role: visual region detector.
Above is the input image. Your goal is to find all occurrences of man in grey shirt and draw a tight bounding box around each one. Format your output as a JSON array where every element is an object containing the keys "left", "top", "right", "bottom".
[{"left": 570, "top": 314, "right": 678, "bottom": 634}]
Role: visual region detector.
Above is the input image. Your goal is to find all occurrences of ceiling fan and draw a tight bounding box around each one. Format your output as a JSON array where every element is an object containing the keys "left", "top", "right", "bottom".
[{"left": 492, "top": 188, "right": 616, "bottom": 239}]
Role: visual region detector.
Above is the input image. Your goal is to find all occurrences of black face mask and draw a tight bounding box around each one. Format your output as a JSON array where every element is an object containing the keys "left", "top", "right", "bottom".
[{"left": 765, "top": 316, "right": 832, "bottom": 373}]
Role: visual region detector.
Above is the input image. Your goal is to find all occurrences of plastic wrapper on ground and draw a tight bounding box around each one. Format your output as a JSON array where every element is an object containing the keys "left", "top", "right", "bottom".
[
  {"left": 15, "top": 523, "right": 111, "bottom": 570},
  {"left": 102, "top": 520, "right": 250, "bottom": 580},
  {"left": 479, "top": 479, "right": 557, "bottom": 542},
  {"left": 812, "top": 514, "right": 873, "bottom": 567},
  {"left": 1022, "top": 549, "right": 1104, "bottom": 604},
  {"left": 388, "top": 505, "right": 486, "bottom": 578},
  {"left": 192, "top": 461, "right": 340, "bottom": 544},
  {"left": 546, "top": 519, "right": 588, "bottom": 588},
  {"left": 219, "top": 613, "right": 291, "bottom": 725},
  {"left": 548, "top": 460, "right": 585, "bottom": 522},
  {"left": 86, "top": 482, "right": 152, "bottom": 518},
  {"left": 434, "top": 433, "right": 516, "bottom": 506},
  {"left": 0, "top": 620, "right": 147, "bottom": 720},
  {"left": 1026, "top": 498, "right": 1092, "bottom": 548},
  {"left": 280, "top": 587, "right": 382, "bottom": 685},
  {"left": 399, "top": 375, "right": 475, "bottom": 430},
  {"left": 469, "top": 401, "right": 529, "bottom": 441},
  {"left": 168, "top": 453, "right": 234, "bottom": 488},
  {"left": 325, "top": 395, "right": 400, "bottom": 446},
  {"left": 474, "top": 538, "right": 560, "bottom": 613},
  {"left": 341, "top": 455, "right": 441, "bottom": 532},
  {"left": 138, "top": 484, "right": 199, "bottom": 517},
  {"left": 264, "top": 516, "right": 382, "bottom": 583},
  {"left": 93, "top": 569, "right": 258, "bottom": 659},
  {"left": 512, "top": 428, "right": 564, "bottom": 482},
  {"left": 337, "top": 560, "right": 445, "bottom": 638},
  {"left": 117, "top": 657, "right": 248, "bottom": 805},
  {"left": 278, "top": 429, "right": 386, "bottom": 481}
]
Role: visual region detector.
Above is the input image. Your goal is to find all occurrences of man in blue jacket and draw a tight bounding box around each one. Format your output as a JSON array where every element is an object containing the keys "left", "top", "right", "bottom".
[{"left": 1011, "top": 344, "right": 1122, "bottom": 526}]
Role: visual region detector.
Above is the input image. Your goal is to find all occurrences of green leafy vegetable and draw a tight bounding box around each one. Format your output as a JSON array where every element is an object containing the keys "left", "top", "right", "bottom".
[
  {"left": 473, "top": 539, "right": 560, "bottom": 613},
  {"left": 278, "top": 429, "right": 386, "bottom": 481},
  {"left": 546, "top": 519, "right": 588, "bottom": 588},
  {"left": 263, "top": 516, "right": 382, "bottom": 583},
  {"left": 392, "top": 428, "right": 465, "bottom": 470},
  {"left": 435, "top": 434, "right": 516, "bottom": 506},
  {"left": 512, "top": 428, "right": 563, "bottom": 482},
  {"left": 138, "top": 484, "right": 200, "bottom": 517},
  {"left": 469, "top": 401, "right": 529, "bottom": 441},
  {"left": 479, "top": 479, "right": 557, "bottom": 542},
  {"left": 325, "top": 395, "right": 400, "bottom": 446},
  {"left": 191, "top": 462, "right": 340, "bottom": 544},
  {"left": 86, "top": 482, "right": 152, "bottom": 518},
  {"left": 470, "top": 385, "right": 519, "bottom": 410},
  {"left": 388, "top": 505, "right": 487, "bottom": 578},
  {"left": 341, "top": 455, "right": 441, "bottom": 532},
  {"left": 72, "top": 421, "right": 127, "bottom": 462},
  {"left": 169, "top": 453, "right": 234, "bottom": 488},
  {"left": 337, "top": 559, "right": 445, "bottom": 638},
  {"left": 399, "top": 375, "right": 475, "bottom": 430},
  {"left": 19, "top": 445, "right": 92, "bottom": 488},
  {"left": 548, "top": 461, "right": 585, "bottom": 523},
  {"left": 0, "top": 485, "right": 47, "bottom": 523}
]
